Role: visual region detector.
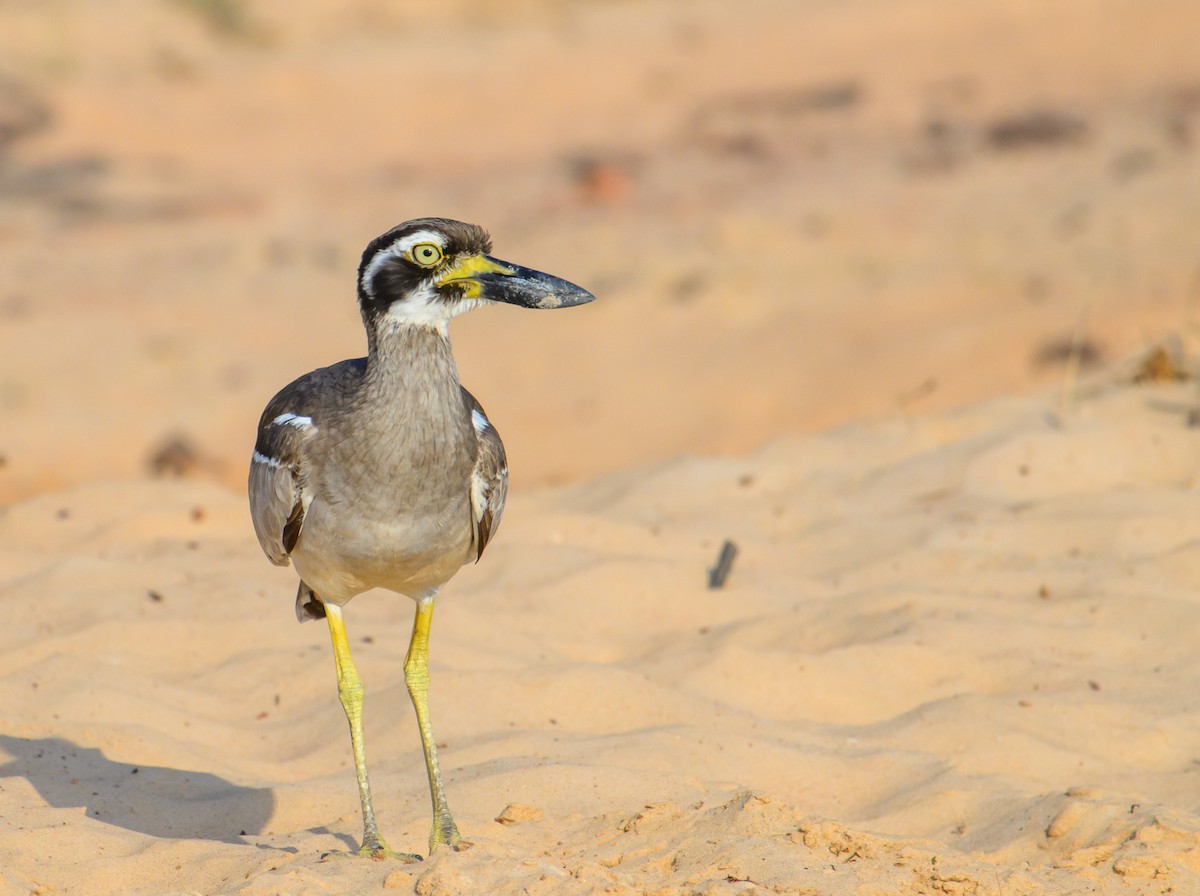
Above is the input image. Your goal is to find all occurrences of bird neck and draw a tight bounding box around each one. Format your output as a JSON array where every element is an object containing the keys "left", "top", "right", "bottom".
[
  {"left": 364, "top": 319, "right": 462, "bottom": 400},
  {"left": 356, "top": 319, "right": 474, "bottom": 487}
]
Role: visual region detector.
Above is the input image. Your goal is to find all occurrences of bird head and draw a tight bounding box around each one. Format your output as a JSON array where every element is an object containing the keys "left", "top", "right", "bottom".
[{"left": 356, "top": 218, "right": 595, "bottom": 330}]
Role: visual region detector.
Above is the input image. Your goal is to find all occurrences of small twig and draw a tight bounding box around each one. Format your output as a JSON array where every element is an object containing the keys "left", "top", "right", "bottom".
[{"left": 708, "top": 539, "right": 739, "bottom": 589}]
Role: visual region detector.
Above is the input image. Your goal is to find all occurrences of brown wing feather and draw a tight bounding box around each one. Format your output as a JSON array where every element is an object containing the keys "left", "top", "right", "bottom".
[
  {"left": 248, "top": 431, "right": 306, "bottom": 566},
  {"left": 247, "top": 358, "right": 366, "bottom": 565},
  {"left": 463, "top": 388, "right": 508, "bottom": 561},
  {"left": 282, "top": 499, "right": 306, "bottom": 554}
]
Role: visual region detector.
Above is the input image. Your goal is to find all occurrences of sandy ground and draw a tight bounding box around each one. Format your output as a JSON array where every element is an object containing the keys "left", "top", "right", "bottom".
[{"left": 2, "top": 0, "right": 1200, "bottom": 894}]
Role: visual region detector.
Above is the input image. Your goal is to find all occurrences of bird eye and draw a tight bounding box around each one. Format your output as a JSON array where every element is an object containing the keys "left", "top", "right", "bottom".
[{"left": 412, "top": 243, "right": 443, "bottom": 267}]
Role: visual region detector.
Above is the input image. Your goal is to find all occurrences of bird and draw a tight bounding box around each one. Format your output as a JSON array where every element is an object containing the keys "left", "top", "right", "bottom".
[{"left": 247, "top": 218, "right": 594, "bottom": 861}]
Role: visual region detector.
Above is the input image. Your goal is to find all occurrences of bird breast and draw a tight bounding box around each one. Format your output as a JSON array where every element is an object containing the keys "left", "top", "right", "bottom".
[{"left": 294, "top": 326, "right": 481, "bottom": 600}]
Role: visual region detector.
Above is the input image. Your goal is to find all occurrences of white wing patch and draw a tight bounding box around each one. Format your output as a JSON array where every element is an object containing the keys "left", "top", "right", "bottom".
[
  {"left": 471, "top": 472, "right": 491, "bottom": 526},
  {"left": 273, "top": 413, "right": 314, "bottom": 429},
  {"left": 252, "top": 450, "right": 285, "bottom": 469},
  {"left": 469, "top": 409, "right": 496, "bottom": 523},
  {"left": 471, "top": 408, "right": 491, "bottom": 435}
]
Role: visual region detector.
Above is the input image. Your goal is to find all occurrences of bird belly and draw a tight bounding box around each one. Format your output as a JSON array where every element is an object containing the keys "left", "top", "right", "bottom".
[{"left": 290, "top": 497, "right": 473, "bottom": 604}]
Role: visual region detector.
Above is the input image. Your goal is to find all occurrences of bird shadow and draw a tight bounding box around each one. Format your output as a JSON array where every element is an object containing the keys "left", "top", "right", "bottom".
[
  {"left": 309, "top": 826, "right": 359, "bottom": 852},
  {"left": 0, "top": 735, "right": 274, "bottom": 844}
]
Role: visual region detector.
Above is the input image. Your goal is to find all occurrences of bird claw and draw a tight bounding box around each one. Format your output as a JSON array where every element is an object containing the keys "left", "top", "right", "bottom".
[
  {"left": 429, "top": 815, "right": 470, "bottom": 854},
  {"left": 361, "top": 843, "right": 423, "bottom": 863},
  {"left": 320, "top": 841, "right": 422, "bottom": 864}
]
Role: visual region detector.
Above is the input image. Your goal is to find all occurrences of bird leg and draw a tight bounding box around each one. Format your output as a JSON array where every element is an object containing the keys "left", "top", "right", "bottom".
[
  {"left": 405, "top": 594, "right": 467, "bottom": 853},
  {"left": 325, "top": 603, "right": 420, "bottom": 862}
]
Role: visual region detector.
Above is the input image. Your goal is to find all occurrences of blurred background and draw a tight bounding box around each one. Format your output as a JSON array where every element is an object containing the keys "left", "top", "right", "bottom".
[{"left": 1, "top": 0, "right": 1197, "bottom": 503}]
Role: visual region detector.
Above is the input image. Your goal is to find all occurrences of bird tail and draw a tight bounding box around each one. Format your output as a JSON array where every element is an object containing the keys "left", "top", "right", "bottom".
[{"left": 295, "top": 581, "right": 327, "bottom": 623}]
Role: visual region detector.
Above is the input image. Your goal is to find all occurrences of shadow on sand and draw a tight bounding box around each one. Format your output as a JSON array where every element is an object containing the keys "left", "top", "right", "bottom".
[{"left": 0, "top": 735, "right": 274, "bottom": 843}]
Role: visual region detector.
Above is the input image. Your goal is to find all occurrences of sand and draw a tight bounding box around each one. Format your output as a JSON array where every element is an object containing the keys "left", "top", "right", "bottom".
[
  {"left": 6, "top": 376, "right": 1200, "bottom": 895},
  {"left": 2, "top": 1, "right": 1200, "bottom": 894}
]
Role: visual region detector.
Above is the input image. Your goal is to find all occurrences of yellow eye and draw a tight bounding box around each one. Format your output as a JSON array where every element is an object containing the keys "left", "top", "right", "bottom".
[{"left": 412, "top": 243, "right": 443, "bottom": 267}]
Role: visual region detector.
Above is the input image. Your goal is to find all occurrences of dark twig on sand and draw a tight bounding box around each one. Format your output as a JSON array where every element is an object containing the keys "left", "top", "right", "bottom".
[{"left": 708, "top": 539, "right": 739, "bottom": 590}]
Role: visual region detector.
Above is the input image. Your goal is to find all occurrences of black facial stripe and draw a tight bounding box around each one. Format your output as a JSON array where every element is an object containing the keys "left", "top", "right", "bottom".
[{"left": 355, "top": 219, "right": 494, "bottom": 321}]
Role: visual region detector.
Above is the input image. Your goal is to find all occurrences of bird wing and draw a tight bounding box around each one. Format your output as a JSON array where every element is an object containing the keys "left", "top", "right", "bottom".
[
  {"left": 248, "top": 405, "right": 314, "bottom": 566},
  {"left": 463, "top": 388, "right": 508, "bottom": 561},
  {"left": 247, "top": 359, "right": 364, "bottom": 566}
]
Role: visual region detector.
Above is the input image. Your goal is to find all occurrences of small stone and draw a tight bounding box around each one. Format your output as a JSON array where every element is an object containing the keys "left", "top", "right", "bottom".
[
  {"left": 495, "top": 803, "right": 544, "bottom": 825},
  {"left": 1046, "top": 800, "right": 1090, "bottom": 839}
]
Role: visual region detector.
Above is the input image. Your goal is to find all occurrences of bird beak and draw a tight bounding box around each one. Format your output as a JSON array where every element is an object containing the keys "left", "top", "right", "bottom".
[{"left": 436, "top": 254, "right": 595, "bottom": 309}]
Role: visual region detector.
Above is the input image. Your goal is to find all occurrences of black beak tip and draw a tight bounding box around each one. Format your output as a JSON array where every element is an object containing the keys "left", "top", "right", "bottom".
[
  {"left": 482, "top": 265, "right": 597, "bottom": 310},
  {"left": 534, "top": 284, "right": 596, "bottom": 309}
]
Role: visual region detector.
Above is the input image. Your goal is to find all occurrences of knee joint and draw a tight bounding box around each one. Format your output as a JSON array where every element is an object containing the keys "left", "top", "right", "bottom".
[{"left": 337, "top": 675, "right": 365, "bottom": 705}]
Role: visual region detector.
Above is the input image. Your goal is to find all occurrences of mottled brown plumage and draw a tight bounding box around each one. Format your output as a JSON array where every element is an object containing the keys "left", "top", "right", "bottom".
[
  {"left": 246, "top": 218, "right": 592, "bottom": 859},
  {"left": 249, "top": 329, "right": 503, "bottom": 619}
]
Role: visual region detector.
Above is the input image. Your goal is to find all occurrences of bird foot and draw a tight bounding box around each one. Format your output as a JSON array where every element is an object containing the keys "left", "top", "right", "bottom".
[
  {"left": 429, "top": 815, "right": 470, "bottom": 854},
  {"left": 360, "top": 843, "right": 423, "bottom": 863},
  {"left": 321, "top": 839, "right": 422, "bottom": 864},
  {"left": 427, "top": 825, "right": 472, "bottom": 854}
]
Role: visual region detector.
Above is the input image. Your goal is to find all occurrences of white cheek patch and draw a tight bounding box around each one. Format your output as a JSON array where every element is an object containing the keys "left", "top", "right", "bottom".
[
  {"left": 379, "top": 282, "right": 446, "bottom": 328},
  {"left": 379, "top": 281, "right": 485, "bottom": 329},
  {"left": 273, "top": 413, "right": 314, "bottom": 429},
  {"left": 360, "top": 230, "right": 448, "bottom": 298}
]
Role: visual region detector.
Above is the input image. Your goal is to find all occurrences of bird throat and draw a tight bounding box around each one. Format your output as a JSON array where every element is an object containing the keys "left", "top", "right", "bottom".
[{"left": 359, "top": 322, "right": 473, "bottom": 478}]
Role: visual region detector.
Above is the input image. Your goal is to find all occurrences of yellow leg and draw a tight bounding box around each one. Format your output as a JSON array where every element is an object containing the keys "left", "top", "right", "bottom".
[
  {"left": 325, "top": 603, "right": 419, "bottom": 862},
  {"left": 405, "top": 595, "right": 467, "bottom": 853}
]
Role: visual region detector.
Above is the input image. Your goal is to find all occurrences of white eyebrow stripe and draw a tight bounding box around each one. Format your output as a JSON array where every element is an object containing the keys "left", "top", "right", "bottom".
[
  {"left": 360, "top": 230, "right": 448, "bottom": 297},
  {"left": 387, "top": 230, "right": 448, "bottom": 254},
  {"left": 272, "top": 413, "right": 314, "bottom": 429}
]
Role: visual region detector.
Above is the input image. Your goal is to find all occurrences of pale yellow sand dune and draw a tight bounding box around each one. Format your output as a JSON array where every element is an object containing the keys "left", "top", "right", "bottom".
[
  {"left": 3, "top": 378, "right": 1199, "bottom": 895},
  {"left": 2, "top": 1, "right": 1199, "bottom": 893}
]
